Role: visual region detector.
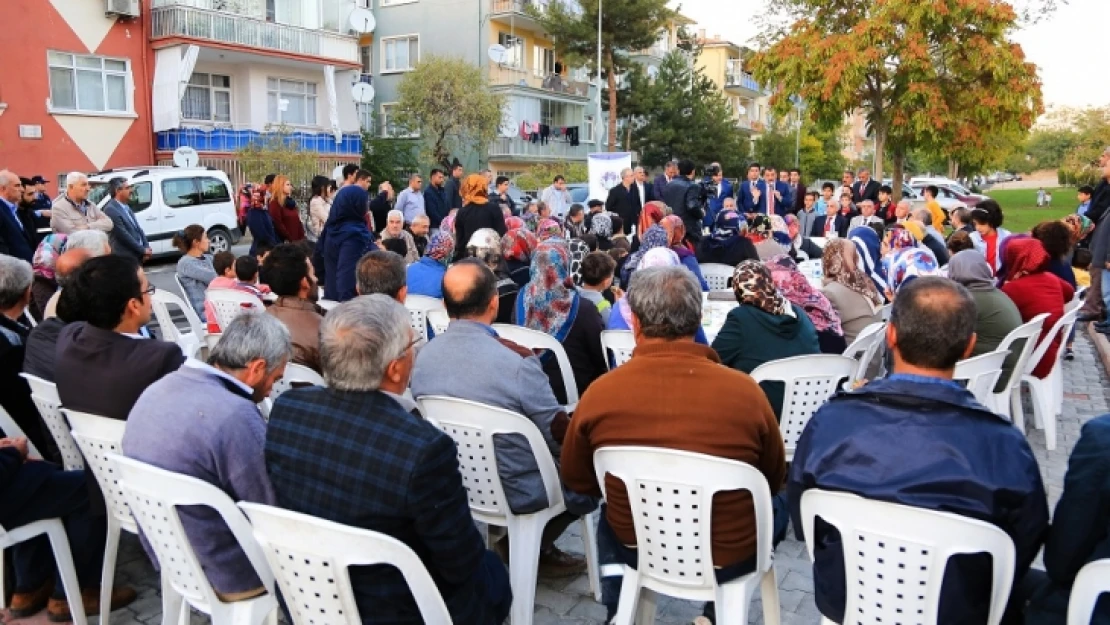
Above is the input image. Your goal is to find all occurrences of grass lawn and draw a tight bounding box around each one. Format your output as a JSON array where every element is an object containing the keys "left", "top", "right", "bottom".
[{"left": 985, "top": 187, "right": 1078, "bottom": 234}]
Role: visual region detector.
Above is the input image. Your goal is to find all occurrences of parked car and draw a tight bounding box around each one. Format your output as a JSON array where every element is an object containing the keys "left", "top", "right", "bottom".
[
  {"left": 910, "top": 183, "right": 986, "bottom": 208},
  {"left": 88, "top": 166, "right": 242, "bottom": 256},
  {"left": 567, "top": 183, "right": 589, "bottom": 204},
  {"left": 488, "top": 181, "right": 533, "bottom": 208},
  {"left": 900, "top": 185, "right": 965, "bottom": 222}
]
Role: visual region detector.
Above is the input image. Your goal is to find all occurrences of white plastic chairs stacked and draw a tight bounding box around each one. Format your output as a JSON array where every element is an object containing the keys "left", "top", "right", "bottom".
[
  {"left": 953, "top": 351, "right": 1008, "bottom": 408},
  {"left": 206, "top": 289, "right": 266, "bottom": 333},
  {"left": 841, "top": 322, "right": 886, "bottom": 384},
  {"left": 151, "top": 287, "right": 207, "bottom": 358},
  {"left": 493, "top": 323, "right": 580, "bottom": 412},
  {"left": 699, "top": 263, "right": 735, "bottom": 291},
  {"left": 600, "top": 330, "right": 636, "bottom": 370},
  {"left": 800, "top": 490, "right": 1016, "bottom": 625},
  {"left": 592, "top": 447, "right": 781, "bottom": 625},
  {"left": 991, "top": 313, "right": 1050, "bottom": 433},
  {"left": 64, "top": 410, "right": 138, "bottom": 625},
  {"left": 269, "top": 363, "right": 326, "bottom": 402},
  {"left": 750, "top": 354, "right": 857, "bottom": 462},
  {"left": 239, "top": 503, "right": 452, "bottom": 625},
  {"left": 404, "top": 295, "right": 447, "bottom": 344},
  {"left": 1022, "top": 306, "right": 1079, "bottom": 451},
  {"left": 20, "top": 373, "right": 84, "bottom": 471},
  {"left": 111, "top": 455, "right": 279, "bottom": 625},
  {"left": 418, "top": 396, "right": 601, "bottom": 625},
  {"left": 1067, "top": 558, "right": 1110, "bottom": 625}
]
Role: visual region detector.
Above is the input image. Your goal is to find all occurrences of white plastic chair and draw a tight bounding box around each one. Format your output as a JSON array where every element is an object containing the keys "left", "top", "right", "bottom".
[
  {"left": 1022, "top": 307, "right": 1079, "bottom": 451},
  {"left": 110, "top": 454, "right": 279, "bottom": 625},
  {"left": 427, "top": 309, "right": 451, "bottom": 337},
  {"left": 19, "top": 373, "right": 84, "bottom": 471},
  {"left": 417, "top": 396, "right": 601, "bottom": 623},
  {"left": 797, "top": 259, "right": 823, "bottom": 281},
  {"left": 239, "top": 503, "right": 452, "bottom": 625},
  {"left": 600, "top": 330, "right": 636, "bottom": 369},
  {"left": 317, "top": 298, "right": 340, "bottom": 312},
  {"left": 800, "top": 490, "right": 1016, "bottom": 625},
  {"left": 880, "top": 303, "right": 893, "bottom": 321},
  {"left": 0, "top": 519, "right": 88, "bottom": 624},
  {"left": 750, "top": 354, "right": 857, "bottom": 462},
  {"left": 492, "top": 323, "right": 580, "bottom": 412},
  {"left": 205, "top": 289, "right": 266, "bottom": 333},
  {"left": 64, "top": 410, "right": 138, "bottom": 625},
  {"left": 151, "top": 287, "right": 207, "bottom": 358},
  {"left": 1067, "top": 558, "right": 1110, "bottom": 625},
  {"left": 953, "top": 350, "right": 1008, "bottom": 408},
  {"left": 842, "top": 321, "right": 886, "bottom": 384},
  {"left": 991, "top": 313, "right": 1050, "bottom": 432},
  {"left": 269, "top": 362, "right": 326, "bottom": 401},
  {"left": 0, "top": 404, "right": 41, "bottom": 459},
  {"left": 592, "top": 446, "right": 781, "bottom": 625},
  {"left": 699, "top": 263, "right": 734, "bottom": 291},
  {"left": 404, "top": 295, "right": 447, "bottom": 343}
]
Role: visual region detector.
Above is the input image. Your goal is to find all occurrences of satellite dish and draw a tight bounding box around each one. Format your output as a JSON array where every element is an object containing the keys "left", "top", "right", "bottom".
[
  {"left": 172, "top": 146, "right": 199, "bottom": 168},
  {"left": 487, "top": 44, "right": 509, "bottom": 65},
  {"left": 351, "top": 82, "right": 375, "bottom": 104},
  {"left": 348, "top": 7, "right": 375, "bottom": 33}
]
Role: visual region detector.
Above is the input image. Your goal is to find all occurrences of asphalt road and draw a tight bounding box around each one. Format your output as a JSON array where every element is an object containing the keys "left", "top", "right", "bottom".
[{"left": 143, "top": 242, "right": 252, "bottom": 299}]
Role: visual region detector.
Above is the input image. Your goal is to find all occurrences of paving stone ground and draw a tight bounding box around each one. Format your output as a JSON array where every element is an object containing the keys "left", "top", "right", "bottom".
[{"left": 4, "top": 333, "right": 1107, "bottom": 625}]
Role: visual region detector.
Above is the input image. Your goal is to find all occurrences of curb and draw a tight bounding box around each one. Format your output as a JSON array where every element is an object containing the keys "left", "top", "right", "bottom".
[{"left": 1086, "top": 323, "right": 1110, "bottom": 376}]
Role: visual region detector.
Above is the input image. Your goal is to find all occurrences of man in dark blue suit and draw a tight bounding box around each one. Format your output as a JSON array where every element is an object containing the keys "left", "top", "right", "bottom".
[
  {"left": 102, "top": 178, "right": 151, "bottom": 263},
  {"left": 703, "top": 162, "right": 734, "bottom": 228},
  {"left": 753, "top": 166, "right": 789, "bottom": 215},
  {"left": 0, "top": 171, "right": 35, "bottom": 262},
  {"left": 736, "top": 163, "right": 763, "bottom": 213}
]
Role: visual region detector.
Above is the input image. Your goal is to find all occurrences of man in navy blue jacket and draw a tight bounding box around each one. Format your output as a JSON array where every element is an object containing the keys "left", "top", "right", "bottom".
[
  {"left": 753, "top": 166, "right": 790, "bottom": 215},
  {"left": 790, "top": 277, "right": 1049, "bottom": 625},
  {"left": 736, "top": 162, "right": 763, "bottom": 213},
  {"left": 0, "top": 171, "right": 34, "bottom": 262}
]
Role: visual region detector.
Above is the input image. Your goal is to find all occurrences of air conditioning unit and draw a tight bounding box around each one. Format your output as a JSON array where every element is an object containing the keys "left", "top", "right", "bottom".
[{"left": 105, "top": 0, "right": 140, "bottom": 18}]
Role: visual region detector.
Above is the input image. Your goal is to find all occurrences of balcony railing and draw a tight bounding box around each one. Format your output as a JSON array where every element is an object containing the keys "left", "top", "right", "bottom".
[
  {"left": 488, "top": 65, "right": 591, "bottom": 99},
  {"left": 725, "top": 60, "right": 762, "bottom": 93},
  {"left": 488, "top": 137, "right": 590, "bottom": 160},
  {"left": 151, "top": 4, "right": 358, "bottom": 62},
  {"left": 490, "top": 0, "right": 578, "bottom": 16},
  {"left": 633, "top": 43, "right": 670, "bottom": 59}
]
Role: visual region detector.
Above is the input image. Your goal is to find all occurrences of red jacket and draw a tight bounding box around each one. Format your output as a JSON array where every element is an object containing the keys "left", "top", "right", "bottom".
[
  {"left": 268, "top": 198, "right": 305, "bottom": 242},
  {"left": 1000, "top": 272, "right": 1074, "bottom": 378}
]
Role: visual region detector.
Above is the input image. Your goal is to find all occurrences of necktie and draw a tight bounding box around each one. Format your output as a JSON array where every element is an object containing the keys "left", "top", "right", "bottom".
[{"left": 767, "top": 184, "right": 773, "bottom": 215}]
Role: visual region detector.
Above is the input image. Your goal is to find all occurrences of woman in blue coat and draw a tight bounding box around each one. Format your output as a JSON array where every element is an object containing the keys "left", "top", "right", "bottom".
[{"left": 322, "top": 184, "right": 374, "bottom": 301}]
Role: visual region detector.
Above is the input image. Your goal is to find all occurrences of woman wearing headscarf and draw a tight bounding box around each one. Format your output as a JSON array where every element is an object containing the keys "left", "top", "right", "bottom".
[
  {"left": 999, "top": 237, "right": 1075, "bottom": 379},
  {"left": 453, "top": 174, "right": 505, "bottom": 259},
  {"left": 567, "top": 238, "right": 591, "bottom": 286},
  {"left": 522, "top": 211, "right": 541, "bottom": 234},
  {"left": 588, "top": 212, "right": 614, "bottom": 251},
  {"left": 712, "top": 260, "right": 820, "bottom": 418},
  {"left": 696, "top": 210, "right": 759, "bottom": 268},
  {"left": 515, "top": 241, "right": 607, "bottom": 403},
  {"left": 884, "top": 247, "right": 940, "bottom": 299},
  {"left": 1062, "top": 213, "right": 1094, "bottom": 251},
  {"left": 632, "top": 201, "right": 666, "bottom": 252},
  {"left": 821, "top": 239, "right": 883, "bottom": 344},
  {"left": 948, "top": 249, "right": 1024, "bottom": 391},
  {"left": 505, "top": 215, "right": 525, "bottom": 231},
  {"left": 405, "top": 231, "right": 455, "bottom": 299},
  {"left": 440, "top": 213, "right": 457, "bottom": 237},
  {"left": 322, "top": 182, "right": 373, "bottom": 301},
  {"left": 662, "top": 215, "right": 709, "bottom": 291},
  {"left": 849, "top": 226, "right": 889, "bottom": 300},
  {"left": 747, "top": 215, "right": 782, "bottom": 260},
  {"left": 606, "top": 248, "right": 711, "bottom": 346},
  {"left": 502, "top": 228, "right": 538, "bottom": 288},
  {"left": 766, "top": 255, "right": 846, "bottom": 354},
  {"left": 785, "top": 214, "right": 823, "bottom": 261},
  {"left": 621, "top": 224, "right": 668, "bottom": 286},
  {"left": 537, "top": 218, "right": 564, "bottom": 242},
  {"left": 29, "top": 233, "right": 66, "bottom": 321}
]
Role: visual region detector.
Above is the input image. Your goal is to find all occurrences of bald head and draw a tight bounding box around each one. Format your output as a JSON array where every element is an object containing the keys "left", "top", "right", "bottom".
[
  {"left": 55, "top": 249, "right": 93, "bottom": 286},
  {"left": 442, "top": 260, "right": 497, "bottom": 322}
]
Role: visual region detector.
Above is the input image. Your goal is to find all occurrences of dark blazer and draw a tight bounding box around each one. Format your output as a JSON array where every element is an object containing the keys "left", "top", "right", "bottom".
[
  {"left": 266, "top": 387, "right": 501, "bottom": 625},
  {"left": 753, "top": 180, "right": 789, "bottom": 215},
  {"left": 852, "top": 179, "right": 881, "bottom": 204},
  {"left": 0, "top": 200, "right": 34, "bottom": 262},
  {"left": 605, "top": 184, "right": 636, "bottom": 236},
  {"left": 663, "top": 178, "right": 704, "bottom": 242},
  {"left": 103, "top": 198, "right": 148, "bottom": 260},
  {"left": 0, "top": 446, "right": 61, "bottom": 520},
  {"left": 24, "top": 317, "right": 66, "bottom": 383},
  {"left": 0, "top": 314, "right": 55, "bottom": 462},
  {"left": 369, "top": 191, "right": 392, "bottom": 235},
  {"left": 424, "top": 184, "right": 450, "bottom": 228},
  {"left": 791, "top": 183, "right": 808, "bottom": 213},
  {"left": 444, "top": 176, "right": 464, "bottom": 211},
  {"left": 652, "top": 174, "right": 673, "bottom": 201},
  {"left": 736, "top": 179, "right": 762, "bottom": 212}
]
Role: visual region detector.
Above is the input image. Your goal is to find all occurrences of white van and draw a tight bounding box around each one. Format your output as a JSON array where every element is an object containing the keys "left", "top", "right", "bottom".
[{"left": 88, "top": 167, "right": 242, "bottom": 255}]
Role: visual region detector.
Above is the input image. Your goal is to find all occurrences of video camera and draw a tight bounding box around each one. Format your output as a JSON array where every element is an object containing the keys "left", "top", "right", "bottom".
[{"left": 697, "top": 164, "right": 721, "bottom": 205}]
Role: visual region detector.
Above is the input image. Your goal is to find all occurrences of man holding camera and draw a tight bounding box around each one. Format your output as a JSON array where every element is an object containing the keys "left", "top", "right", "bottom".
[{"left": 663, "top": 160, "right": 705, "bottom": 244}]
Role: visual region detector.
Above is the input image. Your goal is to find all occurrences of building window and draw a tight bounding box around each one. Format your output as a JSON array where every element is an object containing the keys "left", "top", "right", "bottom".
[
  {"left": 380, "top": 102, "right": 416, "bottom": 138},
  {"left": 47, "top": 51, "right": 131, "bottom": 113},
  {"left": 359, "top": 45, "right": 372, "bottom": 74},
  {"left": 267, "top": 77, "right": 317, "bottom": 125},
  {"left": 382, "top": 35, "right": 419, "bottom": 73},
  {"left": 497, "top": 33, "right": 524, "bottom": 69},
  {"left": 584, "top": 116, "right": 595, "bottom": 143},
  {"left": 357, "top": 102, "right": 374, "bottom": 132},
  {"left": 182, "top": 73, "right": 231, "bottom": 122},
  {"left": 532, "top": 45, "right": 555, "bottom": 77}
]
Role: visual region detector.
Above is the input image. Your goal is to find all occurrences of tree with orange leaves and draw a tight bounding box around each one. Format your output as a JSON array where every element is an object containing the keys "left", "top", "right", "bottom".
[{"left": 749, "top": 0, "right": 1043, "bottom": 199}]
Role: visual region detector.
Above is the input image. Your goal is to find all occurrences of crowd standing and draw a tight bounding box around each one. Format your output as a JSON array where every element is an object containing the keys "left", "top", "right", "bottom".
[{"left": 0, "top": 152, "right": 1108, "bottom": 625}]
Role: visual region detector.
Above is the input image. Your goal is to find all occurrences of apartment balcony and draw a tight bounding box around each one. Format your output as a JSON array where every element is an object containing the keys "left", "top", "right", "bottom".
[
  {"left": 725, "top": 60, "right": 762, "bottom": 96},
  {"left": 488, "top": 65, "right": 591, "bottom": 103},
  {"left": 156, "top": 125, "right": 362, "bottom": 156},
  {"left": 151, "top": 0, "right": 359, "bottom": 64},
  {"left": 631, "top": 43, "right": 671, "bottom": 62},
  {"left": 488, "top": 136, "right": 589, "bottom": 162},
  {"left": 490, "top": 0, "right": 578, "bottom": 32}
]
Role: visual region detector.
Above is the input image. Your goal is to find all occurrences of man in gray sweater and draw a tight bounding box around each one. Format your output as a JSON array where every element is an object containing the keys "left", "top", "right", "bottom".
[{"left": 122, "top": 313, "right": 292, "bottom": 600}]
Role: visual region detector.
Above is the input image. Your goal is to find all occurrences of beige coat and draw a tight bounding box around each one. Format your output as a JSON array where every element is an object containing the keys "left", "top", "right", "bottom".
[
  {"left": 822, "top": 281, "right": 882, "bottom": 345},
  {"left": 50, "top": 196, "right": 113, "bottom": 235}
]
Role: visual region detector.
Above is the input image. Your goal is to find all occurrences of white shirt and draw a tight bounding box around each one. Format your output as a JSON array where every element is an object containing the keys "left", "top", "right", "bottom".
[
  {"left": 635, "top": 182, "right": 646, "bottom": 206},
  {"left": 183, "top": 358, "right": 254, "bottom": 396},
  {"left": 541, "top": 185, "right": 572, "bottom": 219}
]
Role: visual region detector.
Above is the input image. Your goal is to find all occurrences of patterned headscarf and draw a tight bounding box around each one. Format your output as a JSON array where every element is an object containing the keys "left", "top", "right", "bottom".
[
  {"left": 704, "top": 210, "right": 744, "bottom": 254},
  {"left": 639, "top": 201, "right": 666, "bottom": 236},
  {"left": 784, "top": 214, "right": 801, "bottom": 243},
  {"left": 732, "top": 260, "right": 789, "bottom": 316},
  {"left": 661, "top": 215, "right": 686, "bottom": 247},
  {"left": 1063, "top": 214, "right": 1094, "bottom": 246},
  {"left": 1000, "top": 236, "right": 1050, "bottom": 283},
  {"left": 537, "top": 218, "right": 564, "bottom": 241},
  {"left": 770, "top": 215, "right": 788, "bottom": 236},
  {"left": 885, "top": 227, "right": 918, "bottom": 255},
  {"left": 32, "top": 233, "right": 67, "bottom": 281},
  {"left": 885, "top": 248, "right": 940, "bottom": 294},
  {"left": 423, "top": 231, "right": 455, "bottom": 266},
  {"left": 822, "top": 238, "right": 883, "bottom": 307},
  {"left": 589, "top": 212, "right": 613, "bottom": 239},
  {"left": 901, "top": 221, "right": 926, "bottom": 245},
  {"left": 766, "top": 254, "right": 843, "bottom": 334},
  {"left": 568, "top": 238, "right": 590, "bottom": 286},
  {"left": 748, "top": 215, "right": 772, "bottom": 241},
  {"left": 616, "top": 247, "right": 681, "bottom": 328},
  {"left": 849, "top": 226, "right": 889, "bottom": 299},
  {"left": 505, "top": 215, "right": 525, "bottom": 231},
  {"left": 460, "top": 174, "right": 488, "bottom": 205},
  {"left": 501, "top": 228, "right": 537, "bottom": 263},
  {"left": 622, "top": 224, "right": 669, "bottom": 285},
  {"left": 522, "top": 211, "right": 541, "bottom": 233},
  {"left": 439, "top": 214, "right": 456, "bottom": 236},
  {"left": 518, "top": 241, "right": 578, "bottom": 340}
]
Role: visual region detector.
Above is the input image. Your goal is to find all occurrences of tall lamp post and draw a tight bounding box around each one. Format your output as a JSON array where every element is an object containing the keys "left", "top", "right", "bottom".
[{"left": 595, "top": 0, "right": 603, "bottom": 148}]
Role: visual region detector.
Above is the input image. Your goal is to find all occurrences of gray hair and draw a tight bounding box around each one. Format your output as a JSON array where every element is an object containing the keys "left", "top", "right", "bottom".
[
  {"left": 0, "top": 170, "right": 16, "bottom": 188},
  {"left": 621, "top": 168, "right": 633, "bottom": 178},
  {"left": 319, "top": 294, "right": 411, "bottom": 391},
  {"left": 66, "top": 172, "right": 88, "bottom": 187},
  {"left": 634, "top": 166, "right": 645, "bottom": 174},
  {"left": 411, "top": 214, "right": 430, "bottom": 225},
  {"left": 0, "top": 255, "right": 33, "bottom": 309},
  {"left": 209, "top": 312, "right": 292, "bottom": 373},
  {"left": 626, "top": 266, "right": 701, "bottom": 339},
  {"left": 387, "top": 209, "right": 403, "bottom": 221},
  {"left": 911, "top": 207, "right": 931, "bottom": 224},
  {"left": 66, "top": 230, "right": 110, "bottom": 256},
  {"left": 897, "top": 199, "right": 912, "bottom": 210}
]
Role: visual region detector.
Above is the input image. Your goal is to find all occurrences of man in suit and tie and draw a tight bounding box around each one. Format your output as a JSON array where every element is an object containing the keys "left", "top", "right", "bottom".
[
  {"left": 704, "top": 162, "right": 734, "bottom": 227},
  {"left": 737, "top": 162, "right": 764, "bottom": 213},
  {"left": 102, "top": 178, "right": 151, "bottom": 263},
  {"left": 754, "top": 166, "right": 789, "bottom": 215},
  {"left": 789, "top": 168, "right": 808, "bottom": 214},
  {"left": 0, "top": 171, "right": 35, "bottom": 262},
  {"left": 852, "top": 168, "right": 882, "bottom": 205},
  {"left": 606, "top": 168, "right": 637, "bottom": 236},
  {"left": 653, "top": 160, "right": 678, "bottom": 201}
]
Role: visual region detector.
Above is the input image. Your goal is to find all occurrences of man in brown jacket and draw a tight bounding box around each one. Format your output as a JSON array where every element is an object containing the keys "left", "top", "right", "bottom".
[
  {"left": 50, "top": 172, "right": 112, "bottom": 235},
  {"left": 561, "top": 265, "right": 788, "bottom": 623},
  {"left": 262, "top": 244, "right": 324, "bottom": 372}
]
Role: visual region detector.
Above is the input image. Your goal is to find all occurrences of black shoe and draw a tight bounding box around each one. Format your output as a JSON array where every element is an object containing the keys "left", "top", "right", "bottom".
[{"left": 1065, "top": 348, "right": 1075, "bottom": 361}]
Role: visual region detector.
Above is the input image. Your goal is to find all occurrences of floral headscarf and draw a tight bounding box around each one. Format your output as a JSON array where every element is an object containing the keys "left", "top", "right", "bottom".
[
  {"left": 460, "top": 174, "right": 488, "bottom": 205},
  {"left": 770, "top": 215, "right": 788, "bottom": 236},
  {"left": 1063, "top": 214, "right": 1094, "bottom": 245},
  {"left": 505, "top": 215, "right": 525, "bottom": 231},
  {"left": 522, "top": 211, "right": 541, "bottom": 233},
  {"left": 885, "top": 227, "right": 918, "bottom": 255},
  {"left": 424, "top": 231, "right": 455, "bottom": 266},
  {"left": 537, "top": 218, "right": 564, "bottom": 241},
  {"left": 32, "top": 234, "right": 67, "bottom": 281},
  {"left": 589, "top": 212, "right": 613, "bottom": 239},
  {"left": 517, "top": 241, "right": 579, "bottom": 340},
  {"left": 822, "top": 238, "right": 883, "bottom": 308},
  {"left": 622, "top": 224, "right": 669, "bottom": 285},
  {"left": 784, "top": 214, "right": 801, "bottom": 243},
  {"left": 732, "top": 260, "right": 789, "bottom": 316},
  {"left": 568, "top": 238, "right": 590, "bottom": 286},
  {"left": 440, "top": 214, "right": 456, "bottom": 236},
  {"left": 615, "top": 247, "right": 681, "bottom": 328},
  {"left": 748, "top": 215, "right": 773, "bottom": 241},
  {"left": 639, "top": 201, "right": 666, "bottom": 236},
  {"left": 1000, "top": 236, "right": 1050, "bottom": 283},
  {"left": 766, "top": 254, "right": 843, "bottom": 334},
  {"left": 901, "top": 221, "right": 926, "bottom": 245},
  {"left": 849, "top": 226, "right": 889, "bottom": 299},
  {"left": 885, "top": 248, "right": 940, "bottom": 294},
  {"left": 661, "top": 215, "right": 685, "bottom": 246},
  {"left": 501, "top": 228, "right": 537, "bottom": 264}
]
